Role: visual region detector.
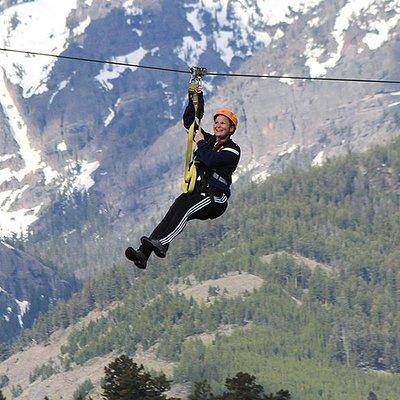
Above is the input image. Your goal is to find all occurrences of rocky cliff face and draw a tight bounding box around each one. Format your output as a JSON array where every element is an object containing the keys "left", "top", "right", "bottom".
[
  {"left": 0, "top": 0, "right": 399, "bottom": 290},
  {"left": 0, "top": 0, "right": 287, "bottom": 241},
  {"left": 0, "top": 241, "right": 75, "bottom": 342}
]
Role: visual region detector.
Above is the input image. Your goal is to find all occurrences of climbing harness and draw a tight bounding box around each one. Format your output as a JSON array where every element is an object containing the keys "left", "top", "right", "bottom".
[{"left": 180, "top": 66, "right": 207, "bottom": 194}]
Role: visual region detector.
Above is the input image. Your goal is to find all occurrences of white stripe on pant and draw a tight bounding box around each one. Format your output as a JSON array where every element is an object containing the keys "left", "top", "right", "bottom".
[{"left": 159, "top": 196, "right": 212, "bottom": 245}]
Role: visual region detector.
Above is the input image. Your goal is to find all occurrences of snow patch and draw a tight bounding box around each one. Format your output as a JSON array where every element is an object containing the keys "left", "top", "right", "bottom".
[
  {"left": 279, "top": 77, "right": 295, "bottom": 85},
  {"left": 232, "top": 158, "right": 264, "bottom": 183},
  {"left": 178, "top": 0, "right": 321, "bottom": 67},
  {"left": 0, "top": 285, "right": 9, "bottom": 293},
  {"left": 388, "top": 102, "right": 400, "bottom": 108},
  {"left": 123, "top": 0, "right": 143, "bottom": 15},
  {"left": 0, "top": 0, "right": 78, "bottom": 98},
  {"left": 304, "top": 0, "right": 400, "bottom": 78},
  {"left": 95, "top": 47, "right": 148, "bottom": 90},
  {"left": 132, "top": 28, "right": 142, "bottom": 36},
  {"left": 244, "top": 159, "right": 262, "bottom": 172},
  {"left": 251, "top": 170, "right": 271, "bottom": 183},
  {"left": 16, "top": 299, "right": 29, "bottom": 316},
  {"left": 157, "top": 81, "right": 168, "bottom": 89},
  {"left": 72, "top": 16, "right": 91, "bottom": 37},
  {"left": 49, "top": 78, "right": 71, "bottom": 105},
  {"left": 278, "top": 144, "right": 299, "bottom": 157},
  {"left": 15, "top": 299, "right": 30, "bottom": 328},
  {"left": 0, "top": 68, "right": 59, "bottom": 194},
  {"left": 214, "top": 30, "right": 235, "bottom": 66},
  {"left": 62, "top": 160, "right": 100, "bottom": 193},
  {"left": 0, "top": 154, "right": 15, "bottom": 162},
  {"left": 312, "top": 150, "right": 325, "bottom": 166},
  {"left": 0, "top": 169, "right": 13, "bottom": 186},
  {"left": 74, "top": 160, "right": 99, "bottom": 190},
  {"left": 187, "top": 7, "right": 203, "bottom": 34},
  {"left": 0, "top": 68, "right": 55, "bottom": 236},
  {"left": 104, "top": 108, "right": 115, "bottom": 127},
  {"left": 308, "top": 16, "right": 320, "bottom": 27},
  {"left": 42, "top": 164, "right": 59, "bottom": 185},
  {"left": 273, "top": 28, "right": 285, "bottom": 41},
  {"left": 254, "top": 31, "right": 271, "bottom": 45},
  {"left": 177, "top": 35, "right": 207, "bottom": 67},
  {"left": 255, "top": 0, "right": 323, "bottom": 25},
  {"left": 1, "top": 185, "right": 28, "bottom": 211},
  {"left": 0, "top": 69, "right": 42, "bottom": 181},
  {"left": 363, "top": 0, "right": 400, "bottom": 50},
  {"left": 1, "top": 241, "right": 14, "bottom": 250},
  {"left": 104, "top": 98, "right": 122, "bottom": 126},
  {"left": 0, "top": 190, "right": 12, "bottom": 207},
  {"left": 57, "top": 141, "right": 67, "bottom": 152},
  {"left": 0, "top": 203, "right": 42, "bottom": 238},
  {"left": 304, "top": 0, "right": 375, "bottom": 77},
  {"left": 362, "top": 12, "right": 400, "bottom": 50}
]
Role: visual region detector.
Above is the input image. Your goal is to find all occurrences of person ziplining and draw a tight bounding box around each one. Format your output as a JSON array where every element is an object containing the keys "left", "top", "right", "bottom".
[{"left": 125, "top": 67, "right": 241, "bottom": 269}]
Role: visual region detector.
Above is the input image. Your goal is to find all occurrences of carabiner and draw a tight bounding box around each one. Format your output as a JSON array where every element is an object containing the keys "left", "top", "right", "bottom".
[{"left": 189, "top": 66, "right": 207, "bottom": 84}]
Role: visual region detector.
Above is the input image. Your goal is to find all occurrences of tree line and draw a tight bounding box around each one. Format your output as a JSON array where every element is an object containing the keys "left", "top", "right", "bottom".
[{"left": 0, "top": 355, "right": 291, "bottom": 400}]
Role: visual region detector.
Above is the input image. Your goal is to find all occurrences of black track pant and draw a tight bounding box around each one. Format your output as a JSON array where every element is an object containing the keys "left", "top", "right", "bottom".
[{"left": 141, "top": 191, "right": 228, "bottom": 256}]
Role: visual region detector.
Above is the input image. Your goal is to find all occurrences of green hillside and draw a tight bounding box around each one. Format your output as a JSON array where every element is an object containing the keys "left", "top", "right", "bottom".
[{"left": 11, "top": 139, "right": 400, "bottom": 399}]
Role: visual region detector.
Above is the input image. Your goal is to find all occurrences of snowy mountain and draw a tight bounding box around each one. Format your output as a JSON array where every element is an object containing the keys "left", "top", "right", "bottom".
[{"left": 0, "top": 0, "right": 399, "bottom": 273}]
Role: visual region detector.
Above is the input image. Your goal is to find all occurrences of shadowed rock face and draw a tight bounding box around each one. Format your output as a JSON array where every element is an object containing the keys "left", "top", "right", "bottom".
[{"left": 0, "top": 242, "right": 75, "bottom": 342}]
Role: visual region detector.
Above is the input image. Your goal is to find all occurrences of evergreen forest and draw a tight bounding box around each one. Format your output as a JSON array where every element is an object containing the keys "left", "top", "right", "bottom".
[{"left": 6, "top": 138, "right": 400, "bottom": 399}]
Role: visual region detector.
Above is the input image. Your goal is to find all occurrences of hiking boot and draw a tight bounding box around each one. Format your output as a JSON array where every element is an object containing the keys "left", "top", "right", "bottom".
[
  {"left": 140, "top": 236, "right": 167, "bottom": 258},
  {"left": 125, "top": 247, "right": 148, "bottom": 269}
]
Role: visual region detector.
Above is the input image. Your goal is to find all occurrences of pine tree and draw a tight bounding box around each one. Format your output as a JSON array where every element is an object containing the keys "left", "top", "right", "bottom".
[
  {"left": 0, "top": 344, "right": 10, "bottom": 362},
  {"left": 188, "top": 380, "right": 215, "bottom": 400},
  {"left": 101, "top": 354, "right": 176, "bottom": 400},
  {"left": 368, "top": 392, "right": 378, "bottom": 400},
  {"left": 73, "top": 379, "right": 94, "bottom": 400},
  {"left": 218, "top": 372, "right": 264, "bottom": 400},
  {"left": 0, "top": 375, "right": 9, "bottom": 390},
  {"left": 265, "top": 389, "right": 291, "bottom": 400}
]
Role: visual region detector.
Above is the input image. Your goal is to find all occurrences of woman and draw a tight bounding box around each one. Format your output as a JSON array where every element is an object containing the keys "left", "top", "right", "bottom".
[{"left": 125, "top": 89, "right": 241, "bottom": 269}]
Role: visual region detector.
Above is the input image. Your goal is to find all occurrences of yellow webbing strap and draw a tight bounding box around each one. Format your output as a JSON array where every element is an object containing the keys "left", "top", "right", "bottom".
[{"left": 180, "top": 84, "right": 201, "bottom": 194}]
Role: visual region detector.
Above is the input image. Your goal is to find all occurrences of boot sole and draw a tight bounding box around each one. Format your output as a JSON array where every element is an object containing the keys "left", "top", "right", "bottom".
[{"left": 125, "top": 247, "right": 147, "bottom": 269}]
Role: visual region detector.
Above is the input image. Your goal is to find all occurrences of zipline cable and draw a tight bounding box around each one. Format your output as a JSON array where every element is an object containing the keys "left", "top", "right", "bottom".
[
  {"left": 1, "top": 47, "right": 400, "bottom": 85},
  {"left": 0, "top": 47, "right": 190, "bottom": 75}
]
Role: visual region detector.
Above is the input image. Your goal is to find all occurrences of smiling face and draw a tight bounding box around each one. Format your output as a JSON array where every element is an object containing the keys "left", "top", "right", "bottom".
[{"left": 213, "top": 114, "right": 235, "bottom": 143}]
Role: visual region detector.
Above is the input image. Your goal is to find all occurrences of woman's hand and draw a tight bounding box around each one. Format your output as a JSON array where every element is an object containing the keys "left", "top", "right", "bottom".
[{"left": 194, "top": 130, "right": 205, "bottom": 143}]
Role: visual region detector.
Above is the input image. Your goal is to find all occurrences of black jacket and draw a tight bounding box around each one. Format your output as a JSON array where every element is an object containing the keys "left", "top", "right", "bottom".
[{"left": 183, "top": 93, "right": 240, "bottom": 198}]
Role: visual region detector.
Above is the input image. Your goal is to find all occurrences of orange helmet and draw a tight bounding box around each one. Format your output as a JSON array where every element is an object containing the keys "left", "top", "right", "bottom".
[{"left": 214, "top": 109, "right": 238, "bottom": 131}]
